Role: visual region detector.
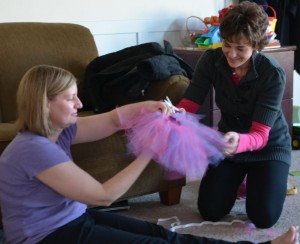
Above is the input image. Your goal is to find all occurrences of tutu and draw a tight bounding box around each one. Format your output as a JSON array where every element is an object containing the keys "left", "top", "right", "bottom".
[{"left": 125, "top": 110, "right": 226, "bottom": 181}]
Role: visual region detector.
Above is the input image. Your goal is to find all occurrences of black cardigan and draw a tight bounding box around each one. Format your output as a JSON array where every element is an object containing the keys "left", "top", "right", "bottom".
[{"left": 183, "top": 48, "right": 291, "bottom": 165}]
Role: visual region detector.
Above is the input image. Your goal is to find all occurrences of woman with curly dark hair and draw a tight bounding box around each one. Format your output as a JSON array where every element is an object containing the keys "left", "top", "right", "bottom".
[{"left": 177, "top": 1, "right": 292, "bottom": 229}]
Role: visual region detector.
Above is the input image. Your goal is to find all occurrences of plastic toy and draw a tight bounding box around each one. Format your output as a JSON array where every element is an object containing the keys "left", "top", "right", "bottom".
[
  {"left": 262, "top": 5, "right": 277, "bottom": 40},
  {"left": 287, "top": 182, "right": 298, "bottom": 195},
  {"left": 194, "top": 6, "right": 233, "bottom": 48},
  {"left": 194, "top": 26, "right": 221, "bottom": 48},
  {"left": 292, "top": 123, "right": 300, "bottom": 150}
]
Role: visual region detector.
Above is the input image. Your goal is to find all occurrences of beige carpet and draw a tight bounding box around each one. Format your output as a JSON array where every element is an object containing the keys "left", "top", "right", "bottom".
[{"left": 119, "top": 150, "right": 300, "bottom": 243}]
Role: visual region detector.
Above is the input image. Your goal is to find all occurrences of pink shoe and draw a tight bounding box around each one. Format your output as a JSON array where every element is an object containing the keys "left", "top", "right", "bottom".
[{"left": 237, "top": 176, "right": 247, "bottom": 200}]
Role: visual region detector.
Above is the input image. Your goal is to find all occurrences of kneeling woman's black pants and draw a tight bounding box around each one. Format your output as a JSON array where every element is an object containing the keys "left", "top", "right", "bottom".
[{"left": 198, "top": 159, "right": 289, "bottom": 229}]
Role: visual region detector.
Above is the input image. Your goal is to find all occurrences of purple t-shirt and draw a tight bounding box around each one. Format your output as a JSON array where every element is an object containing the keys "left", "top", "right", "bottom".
[{"left": 0, "top": 125, "right": 86, "bottom": 243}]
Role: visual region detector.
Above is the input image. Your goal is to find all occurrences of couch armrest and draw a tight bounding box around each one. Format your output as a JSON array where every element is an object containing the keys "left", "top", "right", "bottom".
[
  {"left": 0, "top": 123, "right": 18, "bottom": 154},
  {"left": 0, "top": 123, "right": 17, "bottom": 142},
  {"left": 143, "top": 75, "right": 190, "bottom": 104}
]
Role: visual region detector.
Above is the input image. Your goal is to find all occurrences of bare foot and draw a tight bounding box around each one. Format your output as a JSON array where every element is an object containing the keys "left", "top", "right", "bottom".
[{"left": 271, "top": 226, "right": 299, "bottom": 244}]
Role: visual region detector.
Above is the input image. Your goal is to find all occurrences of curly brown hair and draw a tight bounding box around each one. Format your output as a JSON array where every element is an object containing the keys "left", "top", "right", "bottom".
[{"left": 220, "top": 1, "right": 269, "bottom": 51}]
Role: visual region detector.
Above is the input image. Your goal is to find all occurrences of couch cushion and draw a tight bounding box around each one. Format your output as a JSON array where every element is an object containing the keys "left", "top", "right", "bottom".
[{"left": 0, "top": 22, "right": 98, "bottom": 123}]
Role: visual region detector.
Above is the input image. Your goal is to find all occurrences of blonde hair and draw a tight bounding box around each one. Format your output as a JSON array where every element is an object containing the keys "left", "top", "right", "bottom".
[{"left": 16, "top": 65, "right": 77, "bottom": 137}]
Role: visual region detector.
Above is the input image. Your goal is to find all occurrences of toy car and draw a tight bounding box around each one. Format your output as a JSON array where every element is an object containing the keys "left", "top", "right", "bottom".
[{"left": 292, "top": 123, "right": 300, "bottom": 150}]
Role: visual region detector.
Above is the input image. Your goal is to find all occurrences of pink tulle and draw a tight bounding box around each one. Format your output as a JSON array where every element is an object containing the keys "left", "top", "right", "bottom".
[{"left": 125, "top": 110, "right": 226, "bottom": 181}]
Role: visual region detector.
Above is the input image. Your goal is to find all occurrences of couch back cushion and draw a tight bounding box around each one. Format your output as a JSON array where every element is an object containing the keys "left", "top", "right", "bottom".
[{"left": 0, "top": 22, "right": 98, "bottom": 123}]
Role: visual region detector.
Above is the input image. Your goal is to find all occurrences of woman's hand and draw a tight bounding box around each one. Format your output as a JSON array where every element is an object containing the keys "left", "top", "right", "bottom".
[
  {"left": 115, "top": 100, "right": 176, "bottom": 131},
  {"left": 223, "top": 131, "right": 239, "bottom": 157},
  {"left": 144, "top": 100, "right": 174, "bottom": 115},
  {"left": 145, "top": 97, "right": 185, "bottom": 115},
  {"left": 176, "top": 108, "right": 186, "bottom": 114}
]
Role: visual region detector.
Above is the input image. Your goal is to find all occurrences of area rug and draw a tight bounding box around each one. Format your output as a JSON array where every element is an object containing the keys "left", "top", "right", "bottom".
[{"left": 119, "top": 150, "right": 300, "bottom": 243}]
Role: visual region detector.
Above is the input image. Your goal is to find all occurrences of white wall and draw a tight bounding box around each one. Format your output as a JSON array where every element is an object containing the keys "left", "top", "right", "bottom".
[
  {"left": 0, "top": 0, "right": 225, "bottom": 22},
  {"left": 0, "top": 0, "right": 229, "bottom": 54}
]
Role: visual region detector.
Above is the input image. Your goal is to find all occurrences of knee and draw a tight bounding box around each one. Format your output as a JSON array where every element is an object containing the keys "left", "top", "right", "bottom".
[
  {"left": 197, "top": 201, "right": 228, "bottom": 222},
  {"left": 247, "top": 207, "right": 281, "bottom": 229},
  {"left": 249, "top": 216, "right": 278, "bottom": 229}
]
